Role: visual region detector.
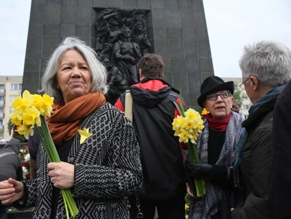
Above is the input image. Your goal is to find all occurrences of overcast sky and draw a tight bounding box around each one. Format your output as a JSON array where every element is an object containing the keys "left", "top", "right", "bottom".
[
  {"left": 204, "top": 0, "right": 291, "bottom": 78},
  {"left": 0, "top": 0, "right": 290, "bottom": 78}
]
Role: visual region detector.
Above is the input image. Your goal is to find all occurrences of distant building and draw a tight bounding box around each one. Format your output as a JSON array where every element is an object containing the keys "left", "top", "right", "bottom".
[
  {"left": 222, "top": 77, "right": 252, "bottom": 120},
  {"left": 0, "top": 76, "right": 23, "bottom": 139}
]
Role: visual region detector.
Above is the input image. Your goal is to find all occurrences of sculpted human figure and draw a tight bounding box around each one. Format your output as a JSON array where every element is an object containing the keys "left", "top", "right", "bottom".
[
  {"left": 99, "top": 43, "right": 112, "bottom": 63},
  {"left": 95, "top": 11, "right": 122, "bottom": 53},
  {"left": 102, "top": 57, "right": 128, "bottom": 104},
  {"left": 131, "top": 17, "right": 151, "bottom": 56},
  {"left": 104, "top": 13, "right": 122, "bottom": 45},
  {"left": 113, "top": 26, "right": 143, "bottom": 85}
]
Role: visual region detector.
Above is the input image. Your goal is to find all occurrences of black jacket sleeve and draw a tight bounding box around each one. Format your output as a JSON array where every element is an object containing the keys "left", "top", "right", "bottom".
[{"left": 209, "top": 165, "right": 234, "bottom": 190}]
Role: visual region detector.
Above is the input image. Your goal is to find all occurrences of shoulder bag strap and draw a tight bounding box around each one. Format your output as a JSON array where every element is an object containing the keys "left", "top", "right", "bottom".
[
  {"left": 124, "top": 90, "right": 144, "bottom": 218},
  {"left": 125, "top": 90, "right": 133, "bottom": 122}
]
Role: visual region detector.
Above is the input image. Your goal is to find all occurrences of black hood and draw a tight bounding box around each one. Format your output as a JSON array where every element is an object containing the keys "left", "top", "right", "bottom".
[
  {"left": 130, "top": 78, "right": 174, "bottom": 108},
  {"left": 3, "top": 138, "right": 21, "bottom": 154}
]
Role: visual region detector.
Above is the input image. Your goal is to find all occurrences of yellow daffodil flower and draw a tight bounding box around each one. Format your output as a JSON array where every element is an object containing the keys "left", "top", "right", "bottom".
[
  {"left": 78, "top": 128, "right": 92, "bottom": 144},
  {"left": 201, "top": 108, "right": 210, "bottom": 116},
  {"left": 172, "top": 94, "right": 206, "bottom": 197},
  {"left": 9, "top": 90, "right": 78, "bottom": 218}
]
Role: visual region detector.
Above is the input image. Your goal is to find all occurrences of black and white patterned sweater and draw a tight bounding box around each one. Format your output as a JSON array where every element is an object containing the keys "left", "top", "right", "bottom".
[{"left": 21, "top": 103, "right": 143, "bottom": 219}]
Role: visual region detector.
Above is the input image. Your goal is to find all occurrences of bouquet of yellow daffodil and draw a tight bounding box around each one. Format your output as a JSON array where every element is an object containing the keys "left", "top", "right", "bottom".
[
  {"left": 172, "top": 94, "right": 206, "bottom": 197},
  {"left": 9, "top": 90, "right": 78, "bottom": 219}
]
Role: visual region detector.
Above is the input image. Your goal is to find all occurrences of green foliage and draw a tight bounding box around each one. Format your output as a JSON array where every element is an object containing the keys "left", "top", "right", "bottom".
[{"left": 232, "top": 83, "right": 245, "bottom": 107}]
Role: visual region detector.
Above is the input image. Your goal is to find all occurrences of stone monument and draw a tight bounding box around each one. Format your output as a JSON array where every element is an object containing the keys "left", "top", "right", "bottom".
[{"left": 22, "top": 0, "right": 214, "bottom": 109}]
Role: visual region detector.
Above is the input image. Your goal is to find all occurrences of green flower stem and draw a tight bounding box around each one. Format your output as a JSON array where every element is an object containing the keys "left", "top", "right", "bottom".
[
  {"left": 188, "top": 143, "right": 206, "bottom": 197},
  {"left": 35, "top": 116, "right": 79, "bottom": 218},
  {"left": 173, "top": 92, "right": 206, "bottom": 197}
]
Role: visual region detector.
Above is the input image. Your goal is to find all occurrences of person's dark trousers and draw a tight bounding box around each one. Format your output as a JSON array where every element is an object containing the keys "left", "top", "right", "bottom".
[
  {"left": 129, "top": 194, "right": 185, "bottom": 219},
  {"left": 0, "top": 202, "right": 7, "bottom": 219}
]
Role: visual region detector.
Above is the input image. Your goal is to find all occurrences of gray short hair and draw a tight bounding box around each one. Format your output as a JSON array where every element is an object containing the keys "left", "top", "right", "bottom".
[
  {"left": 40, "top": 37, "right": 108, "bottom": 103},
  {"left": 239, "top": 40, "right": 291, "bottom": 87}
]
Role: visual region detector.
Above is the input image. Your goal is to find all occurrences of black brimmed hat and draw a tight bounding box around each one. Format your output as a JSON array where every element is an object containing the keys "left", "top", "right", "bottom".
[{"left": 197, "top": 76, "right": 234, "bottom": 107}]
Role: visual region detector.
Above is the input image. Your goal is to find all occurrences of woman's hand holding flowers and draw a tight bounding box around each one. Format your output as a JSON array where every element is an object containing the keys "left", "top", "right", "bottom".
[
  {"left": 9, "top": 90, "right": 79, "bottom": 218},
  {"left": 48, "top": 162, "right": 75, "bottom": 189}
]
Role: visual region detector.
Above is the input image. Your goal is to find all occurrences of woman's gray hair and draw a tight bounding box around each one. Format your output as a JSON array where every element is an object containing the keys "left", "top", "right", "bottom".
[
  {"left": 239, "top": 40, "right": 291, "bottom": 87},
  {"left": 40, "top": 37, "right": 108, "bottom": 103}
]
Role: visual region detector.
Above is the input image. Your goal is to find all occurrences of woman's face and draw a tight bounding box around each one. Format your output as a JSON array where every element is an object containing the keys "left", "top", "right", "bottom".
[
  {"left": 56, "top": 49, "right": 91, "bottom": 104},
  {"left": 203, "top": 90, "right": 234, "bottom": 120}
]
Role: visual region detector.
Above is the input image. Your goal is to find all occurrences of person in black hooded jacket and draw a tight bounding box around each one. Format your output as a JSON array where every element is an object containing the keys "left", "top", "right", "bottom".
[
  {"left": 0, "top": 138, "right": 23, "bottom": 219},
  {"left": 115, "top": 53, "right": 186, "bottom": 219}
]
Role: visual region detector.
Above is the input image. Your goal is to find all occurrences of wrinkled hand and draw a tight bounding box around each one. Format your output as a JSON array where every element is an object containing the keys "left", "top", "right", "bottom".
[
  {"left": 48, "top": 162, "right": 75, "bottom": 189},
  {"left": 186, "top": 183, "right": 195, "bottom": 197},
  {"left": 185, "top": 160, "right": 212, "bottom": 178},
  {"left": 0, "top": 178, "right": 24, "bottom": 205}
]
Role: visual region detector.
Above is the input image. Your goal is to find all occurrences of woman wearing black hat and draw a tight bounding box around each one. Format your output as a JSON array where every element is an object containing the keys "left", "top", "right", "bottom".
[{"left": 185, "top": 76, "right": 243, "bottom": 219}]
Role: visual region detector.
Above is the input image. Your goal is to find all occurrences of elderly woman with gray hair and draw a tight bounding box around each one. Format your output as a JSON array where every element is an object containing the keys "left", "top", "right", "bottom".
[
  {"left": 231, "top": 40, "right": 291, "bottom": 219},
  {"left": 0, "top": 37, "right": 142, "bottom": 219}
]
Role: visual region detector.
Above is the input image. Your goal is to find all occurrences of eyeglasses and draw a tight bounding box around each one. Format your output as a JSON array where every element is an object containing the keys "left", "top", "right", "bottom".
[
  {"left": 239, "top": 77, "right": 250, "bottom": 90},
  {"left": 206, "top": 91, "right": 232, "bottom": 101}
]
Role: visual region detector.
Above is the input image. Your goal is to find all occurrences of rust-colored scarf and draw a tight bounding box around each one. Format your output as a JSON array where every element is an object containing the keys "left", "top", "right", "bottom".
[{"left": 47, "top": 92, "right": 106, "bottom": 146}]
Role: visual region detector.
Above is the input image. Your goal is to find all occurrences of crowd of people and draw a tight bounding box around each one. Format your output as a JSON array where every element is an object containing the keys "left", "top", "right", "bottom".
[{"left": 0, "top": 36, "right": 291, "bottom": 219}]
